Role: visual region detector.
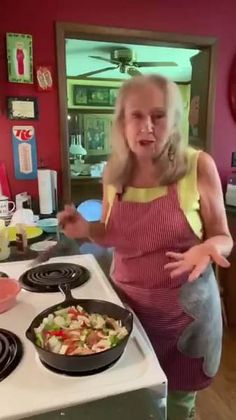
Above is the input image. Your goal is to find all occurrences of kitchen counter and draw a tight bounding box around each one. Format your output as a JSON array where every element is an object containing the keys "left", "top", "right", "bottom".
[{"left": 24, "top": 389, "right": 164, "bottom": 420}]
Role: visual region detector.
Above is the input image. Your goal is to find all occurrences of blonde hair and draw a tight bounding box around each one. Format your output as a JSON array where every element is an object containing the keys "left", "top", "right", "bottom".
[{"left": 104, "top": 74, "right": 188, "bottom": 190}]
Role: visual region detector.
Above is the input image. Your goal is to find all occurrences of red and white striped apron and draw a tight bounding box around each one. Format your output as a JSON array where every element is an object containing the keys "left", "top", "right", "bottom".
[{"left": 105, "top": 185, "right": 216, "bottom": 391}]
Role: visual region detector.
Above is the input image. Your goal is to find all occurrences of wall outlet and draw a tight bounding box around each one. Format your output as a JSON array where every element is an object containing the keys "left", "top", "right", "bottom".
[{"left": 231, "top": 152, "right": 236, "bottom": 167}]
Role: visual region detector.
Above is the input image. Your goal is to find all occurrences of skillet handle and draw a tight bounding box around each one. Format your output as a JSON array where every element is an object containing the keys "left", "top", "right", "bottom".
[{"left": 59, "top": 283, "right": 73, "bottom": 301}]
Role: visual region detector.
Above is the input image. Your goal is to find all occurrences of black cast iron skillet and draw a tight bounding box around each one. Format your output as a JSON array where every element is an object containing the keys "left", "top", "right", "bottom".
[{"left": 26, "top": 284, "right": 133, "bottom": 374}]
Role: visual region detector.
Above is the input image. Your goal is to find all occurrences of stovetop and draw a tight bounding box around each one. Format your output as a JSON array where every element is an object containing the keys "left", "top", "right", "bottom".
[
  {"left": 19, "top": 262, "right": 90, "bottom": 292},
  {"left": 0, "top": 254, "right": 166, "bottom": 420},
  {"left": 0, "top": 329, "right": 23, "bottom": 382}
]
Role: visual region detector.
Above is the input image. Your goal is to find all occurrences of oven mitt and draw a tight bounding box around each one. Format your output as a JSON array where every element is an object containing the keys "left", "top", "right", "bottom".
[{"left": 177, "top": 265, "right": 222, "bottom": 377}]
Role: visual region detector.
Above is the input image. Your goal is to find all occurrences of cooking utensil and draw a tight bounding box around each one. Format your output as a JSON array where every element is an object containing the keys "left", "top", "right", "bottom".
[
  {"left": 29, "top": 241, "right": 73, "bottom": 267},
  {"left": 26, "top": 283, "right": 133, "bottom": 374}
]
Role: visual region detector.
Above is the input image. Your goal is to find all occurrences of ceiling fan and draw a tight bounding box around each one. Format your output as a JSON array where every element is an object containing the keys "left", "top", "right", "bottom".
[{"left": 76, "top": 48, "right": 178, "bottom": 78}]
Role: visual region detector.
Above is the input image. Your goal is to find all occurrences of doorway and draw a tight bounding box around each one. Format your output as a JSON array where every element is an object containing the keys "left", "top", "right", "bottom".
[{"left": 56, "top": 23, "right": 217, "bottom": 204}]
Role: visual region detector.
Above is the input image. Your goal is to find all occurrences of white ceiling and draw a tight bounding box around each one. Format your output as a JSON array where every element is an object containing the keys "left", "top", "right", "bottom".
[{"left": 65, "top": 39, "right": 199, "bottom": 82}]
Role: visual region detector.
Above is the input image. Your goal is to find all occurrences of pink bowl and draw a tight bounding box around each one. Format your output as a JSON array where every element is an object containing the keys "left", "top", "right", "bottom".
[{"left": 0, "top": 278, "right": 21, "bottom": 313}]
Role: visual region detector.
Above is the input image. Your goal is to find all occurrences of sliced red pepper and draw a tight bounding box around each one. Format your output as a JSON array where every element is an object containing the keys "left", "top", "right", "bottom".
[
  {"left": 68, "top": 310, "right": 89, "bottom": 322},
  {"left": 46, "top": 330, "right": 68, "bottom": 338},
  {"left": 68, "top": 308, "right": 82, "bottom": 315},
  {"left": 68, "top": 309, "right": 78, "bottom": 316},
  {"left": 66, "top": 342, "right": 78, "bottom": 355}
]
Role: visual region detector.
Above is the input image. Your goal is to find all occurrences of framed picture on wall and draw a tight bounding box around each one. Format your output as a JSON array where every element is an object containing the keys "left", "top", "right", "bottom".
[
  {"left": 83, "top": 114, "right": 113, "bottom": 155},
  {"left": 109, "top": 88, "right": 119, "bottom": 106},
  {"left": 7, "top": 96, "right": 39, "bottom": 120},
  {"left": 73, "top": 86, "right": 88, "bottom": 105},
  {"left": 73, "top": 85, "right": 119, "bottom": 107},
  {"left": 6, "top": 33, "right": 33, "bottom": 84},
  {"left": 86, "top": 86, "right": 110, "bottom": 106}
]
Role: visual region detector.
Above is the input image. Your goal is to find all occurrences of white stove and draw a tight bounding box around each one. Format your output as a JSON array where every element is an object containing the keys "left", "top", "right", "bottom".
[{"left": 0, "top": 254, "right": 167, "bottom": 420}]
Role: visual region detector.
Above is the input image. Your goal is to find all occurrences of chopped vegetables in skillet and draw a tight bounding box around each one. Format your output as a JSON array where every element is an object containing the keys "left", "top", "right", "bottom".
[{"left": 34, "top": 305, "right": 128, "bottom": 355}]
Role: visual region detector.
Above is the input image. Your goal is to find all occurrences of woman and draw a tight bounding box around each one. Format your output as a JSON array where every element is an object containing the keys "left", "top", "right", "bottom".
[{"left": 58, "top": 75, "right": 233, "bottom": 420}]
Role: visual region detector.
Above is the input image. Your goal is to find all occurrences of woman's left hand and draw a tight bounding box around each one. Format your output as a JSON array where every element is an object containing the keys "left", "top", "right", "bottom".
[{"left": 164, "top": 243, "right": 230, "bottom": 282}]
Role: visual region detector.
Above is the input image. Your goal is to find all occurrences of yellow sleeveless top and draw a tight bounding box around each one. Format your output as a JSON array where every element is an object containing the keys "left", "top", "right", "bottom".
[{"left": 105, "top": 147, "right": 203, "bottom": 239}]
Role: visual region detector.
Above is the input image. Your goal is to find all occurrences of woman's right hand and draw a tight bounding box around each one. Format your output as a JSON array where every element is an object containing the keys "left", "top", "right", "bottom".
[{"left": 57, "top": 205, "right": 89, "bottom": 239}]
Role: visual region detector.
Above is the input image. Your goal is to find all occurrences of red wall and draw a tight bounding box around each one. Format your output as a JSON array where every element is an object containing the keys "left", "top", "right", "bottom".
[{"left": 1, "top": 0, "right": 236, "bottom": 199}]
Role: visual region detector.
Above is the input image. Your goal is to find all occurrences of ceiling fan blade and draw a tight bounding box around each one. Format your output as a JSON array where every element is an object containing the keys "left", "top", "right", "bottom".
[
  {"left": 89, "top": 55, "right": 118, "bottom": 65},
  {"left": 127, "top": 67, "right": 142, "bottom": 76},
  {"left": 76, "top": 66, "right": 118, "bottom": 78},
  {"left": 135, "top": 61, "right": 178, "bottom": 67}
]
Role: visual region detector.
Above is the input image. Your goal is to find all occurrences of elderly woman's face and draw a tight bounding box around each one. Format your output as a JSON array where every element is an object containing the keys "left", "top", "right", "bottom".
[{"left": 123, "top": 82, "right": 170, "bottom": 159}]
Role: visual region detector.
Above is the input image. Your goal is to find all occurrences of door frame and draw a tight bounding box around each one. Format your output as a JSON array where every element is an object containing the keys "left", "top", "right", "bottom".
[{"left": 56, "top": 22, "right": 217, "bottom": 203}]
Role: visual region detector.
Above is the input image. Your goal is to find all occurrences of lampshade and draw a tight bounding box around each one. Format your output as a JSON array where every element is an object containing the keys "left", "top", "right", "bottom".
[{"left": 69, "top": 144, "right": 87, "bottom": 156}]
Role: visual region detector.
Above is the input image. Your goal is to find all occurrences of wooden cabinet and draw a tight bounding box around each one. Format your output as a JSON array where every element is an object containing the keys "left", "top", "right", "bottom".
[{"left": 219, "top": 207, "right": 236, "bottom": 326}]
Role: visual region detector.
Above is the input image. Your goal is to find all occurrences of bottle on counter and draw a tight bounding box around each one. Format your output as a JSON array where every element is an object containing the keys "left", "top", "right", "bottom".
[
  {"left": 16, "top": 223, "right": 28, "bottom": 253},
  {"left": 0, "top": 220, "right": 10, "bottom": 260}
]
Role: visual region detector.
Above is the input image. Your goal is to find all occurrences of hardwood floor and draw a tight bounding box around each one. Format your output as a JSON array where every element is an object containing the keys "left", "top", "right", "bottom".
[{"left": 196, "top": 327, "right": 236, "bottom": 420}]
